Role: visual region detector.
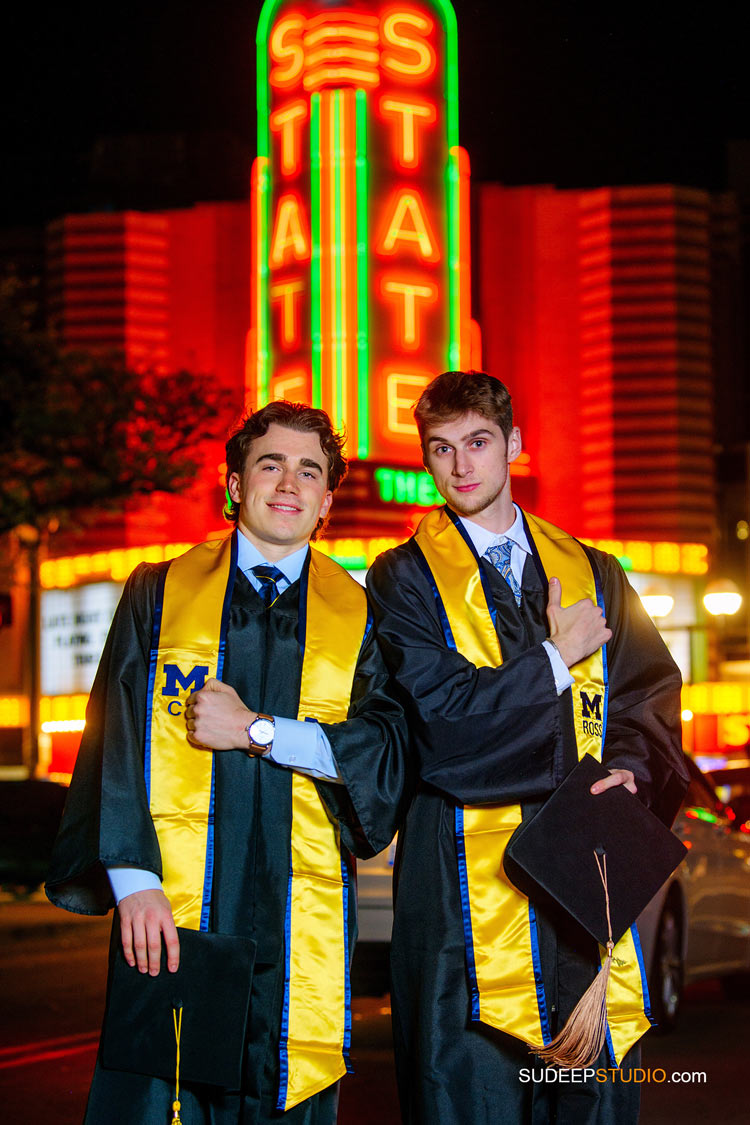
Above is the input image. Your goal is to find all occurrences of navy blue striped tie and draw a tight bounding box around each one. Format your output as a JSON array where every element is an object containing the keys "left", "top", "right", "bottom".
[{"left": 251, "top": 564, "right": 286, "bottom": 609}]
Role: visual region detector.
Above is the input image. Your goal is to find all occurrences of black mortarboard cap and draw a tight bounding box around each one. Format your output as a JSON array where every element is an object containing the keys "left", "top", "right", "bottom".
[
  {"left": 504, "top": 754, "right": 687, "bottom": 947},
  {"left": 102, "top": 927, "right": 256, "bottom": 1090}
]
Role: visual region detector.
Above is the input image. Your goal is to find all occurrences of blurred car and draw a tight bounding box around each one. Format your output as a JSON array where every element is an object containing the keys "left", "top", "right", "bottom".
[
  {"left": 355, "top": 757, "right": 750, "bottom": 1026},
  {"left": 637, "top": 755, "right": 750, "bottom": 1029}
]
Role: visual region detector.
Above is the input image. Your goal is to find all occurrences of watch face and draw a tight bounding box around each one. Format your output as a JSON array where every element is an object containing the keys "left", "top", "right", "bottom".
[{"left": 250, "top": 718, "right": 274, "bottom": 746}]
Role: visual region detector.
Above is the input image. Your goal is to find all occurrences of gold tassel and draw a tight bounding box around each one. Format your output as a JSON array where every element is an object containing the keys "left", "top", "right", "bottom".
[
  {"left": 171, "top": 1006, "right": 183, "bottom": 1124},
  {"left": 534, "top": 851, "right": 614, "bottom": 1069}
]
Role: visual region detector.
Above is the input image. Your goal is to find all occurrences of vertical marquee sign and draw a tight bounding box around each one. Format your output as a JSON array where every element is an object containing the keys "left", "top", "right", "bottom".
[{"left": 250, "top": 0, "right": 471, "bottom": 462}]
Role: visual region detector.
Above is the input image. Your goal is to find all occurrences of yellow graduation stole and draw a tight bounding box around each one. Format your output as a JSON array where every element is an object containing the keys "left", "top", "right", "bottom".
[
  {"left": 413, "top": 507, "right": 652, "bottom": 1065},
  {"left": 145, "top": 532, "right": 367, "bottom": 1109}
]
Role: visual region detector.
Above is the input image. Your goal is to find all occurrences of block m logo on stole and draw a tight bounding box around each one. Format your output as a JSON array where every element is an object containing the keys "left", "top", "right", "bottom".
[
  {"left": 580, "top": 691, "right": 602, "bottom": 721},
  {"left": 162, "top": 664, "right": 210, "bottom": 697}
]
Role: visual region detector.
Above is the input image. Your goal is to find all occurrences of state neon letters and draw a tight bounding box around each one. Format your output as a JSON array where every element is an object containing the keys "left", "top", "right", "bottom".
[{"left": 252, "top": 0, "right": 470, "bottom": 461}]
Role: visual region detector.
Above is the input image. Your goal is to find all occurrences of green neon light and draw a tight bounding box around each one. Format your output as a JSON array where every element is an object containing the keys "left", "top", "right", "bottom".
[
  {"left": 257, "top": 158, "right": 271, "bottom": 404},
  {"left": 333, "top": 90, "right": 343, "bottom": 430},
  {"left": 310, "top": 94, "right": 322, "bottom": 409},
  {"left": 255, "top": 1, "right": 287, "bottom": 404},
  {"left": 374, "top": 467, "right": 442, "bottom": 507},
  {"left": 446, "top": 150, "right": 460, "bottom": 369},
  {"left": 256, "top": 1, "right": 281, "bottom": 161},
  {"left": 355, "top": 88, "right": 370, "bottom": 459},
  {"left": 434, "top": 0, "right": 461, "bottom": 370},
  {"left": 686, "top": 807, "right": 719, "bottom": 825},
  {"left": 329, "top": 552, "right": 368, "bottom": 571}
]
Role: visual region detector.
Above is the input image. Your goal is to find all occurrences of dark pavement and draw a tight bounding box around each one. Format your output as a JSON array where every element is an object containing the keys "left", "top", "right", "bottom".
[{"left": 0, "top": 896, "right": 746, "bottom": 1124}]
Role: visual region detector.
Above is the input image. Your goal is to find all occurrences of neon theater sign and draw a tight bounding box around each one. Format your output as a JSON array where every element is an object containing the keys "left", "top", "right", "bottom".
[{"left": 250, "top": 0, "right": 473, "bottom": 466}]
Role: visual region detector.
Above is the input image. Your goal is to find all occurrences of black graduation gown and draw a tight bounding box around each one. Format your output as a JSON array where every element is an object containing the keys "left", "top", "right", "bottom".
[
  {"left": 46, "top": 558, "right": 410, "bottom": 1125},
  {"left": 367, "top": 526, "right": 688, "bottom": 1125}
]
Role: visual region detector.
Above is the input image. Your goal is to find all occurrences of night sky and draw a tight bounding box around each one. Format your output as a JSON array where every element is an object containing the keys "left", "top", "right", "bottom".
[{"left": 3, "top": 0, "right": 748, "bottom": 225}]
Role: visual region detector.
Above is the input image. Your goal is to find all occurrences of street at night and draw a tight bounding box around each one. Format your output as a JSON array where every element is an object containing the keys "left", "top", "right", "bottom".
[
  {"left": 1, "top": 898, "right": 747, "bottom": 1125},
  {"left": 2, "top": 0, "right": 750, "bottom": 1123}
]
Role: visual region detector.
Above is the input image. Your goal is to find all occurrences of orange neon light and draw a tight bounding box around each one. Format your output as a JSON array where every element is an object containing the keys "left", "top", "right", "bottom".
[
  {"left": 271, "top": 366, "right": 309, "bottom": 402},
  {"left": 381, "top": 277, "right": 438, "bottom": 348},
  {"left": 384, "top": 369, "right": 432, "bottom": 435},
  {"left": 249, "top": 156, "right": 269, "bottom": 401},
  {"left": 270, "top": 193, "right": 311, "bottom": 268},
  {"left": 269, "top": 15, "right": 305, "bottom": 89},
  {"left": 304, "top": 23, "right": 379, "bottom": 49},
  {"left": 302, "top": 11, "right": 381, "bottom": 91},
  {"left": 381, "top": 10, "right": 436, "bottom": 79},
  {"left": 378, "top": 189, "right": 440, "bottom": 262},
  {"left": 304, "top": 66, "right": 380, "bottom": 91},
  {"left": 305, "top": 46, "right": 379, "bottom": 67},
  {"left": 270, "top": 100, "right": 307, "bottom": 176},
  {"left": 380, "top": 97, "right": 436, "bottom": 167},
  {"left": 270, "top": 278, "right": 305, "bottom": 349},
  {"left": 509, "top": 451, "right": 532, "bottom": 477},
  {"left": 454, "top": 145, "right": 472, "bottom": 368}
]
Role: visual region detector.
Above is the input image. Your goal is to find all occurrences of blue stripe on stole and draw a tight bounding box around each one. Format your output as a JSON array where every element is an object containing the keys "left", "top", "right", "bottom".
[
  {"left": 454, "top": 806, "right": 480, "bottom": 1022},
  {"left": 528, "top": 904, "right": 552, "bottom": 1044},
  {"left": 144, "top": 565, "right": 167, "bottom": 804},
  {"left": 631, "top": 922, "right": 655, "bottom": 1025},
  {"left": 198, "top": 533, "right": 238, "bottom": 933},
  {"left": 216, "top": 531, "right": 238, "bottom": 681},
  {"left": 605, "top": 1022, "right": 618, "bottom": 1068},
  {"left": 590, "top": 551, "right": 610, "bottom": 745},
  {"left": 412, "top": 542, "right": 457, "bottom": 652},
  {"left": 360, "top": 605, "right": 373, "bottom": 651},
  {"left": 341, "top": 855, "right": 354, "bottom": 1074},
  {"left": 297, "top": 552, "right": 309, "bottom": 657},
  {"left": 276, "top": 868, "right": 294, "bottom": 1111}
]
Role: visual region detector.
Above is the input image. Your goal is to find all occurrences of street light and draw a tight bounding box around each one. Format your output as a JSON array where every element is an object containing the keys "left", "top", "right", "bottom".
[
  {"left": 703, "top": 579, "right": 743, "bottom": 618},
  {"left": 640, "top": 584, "right": 675, "bottom": 619}
]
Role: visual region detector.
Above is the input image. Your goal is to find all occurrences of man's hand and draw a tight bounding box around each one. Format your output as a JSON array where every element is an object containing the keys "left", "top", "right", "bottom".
[
  {"left": 118, "top": 889, "right": 180, "bottom": 975},
  {"left": 590, "top": 768, "right": 637, "bottom": 796},
  {"left": 546, "top": 576, "right": 612, "bottom": 668},
  {"left": 185, "top": 678, "right": 256, "bottom": 750}
]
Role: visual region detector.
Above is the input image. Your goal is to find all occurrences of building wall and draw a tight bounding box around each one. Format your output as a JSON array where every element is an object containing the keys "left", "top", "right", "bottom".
[
  {"left": 478, "top": 183, "right": 717, "bottom": 546},
  {"left": 46, "top": 203, "right": 253, "bottom": 548}
]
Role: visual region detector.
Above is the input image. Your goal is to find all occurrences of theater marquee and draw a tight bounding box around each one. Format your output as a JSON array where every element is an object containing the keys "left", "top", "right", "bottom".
[{"left": 250, "top": 0, "right": 474, "bottom": 462}]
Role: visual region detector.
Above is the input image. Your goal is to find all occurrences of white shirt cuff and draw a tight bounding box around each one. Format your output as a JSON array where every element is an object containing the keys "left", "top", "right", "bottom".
[
  {"left": 106, "top": 865, "right": 163, "bottom": 904},
  {"left": 268, "top": 716, "right": 342, "bottom": 782},
  {"left": 542, "top": 640, "right": 575, "bottom": 695}
]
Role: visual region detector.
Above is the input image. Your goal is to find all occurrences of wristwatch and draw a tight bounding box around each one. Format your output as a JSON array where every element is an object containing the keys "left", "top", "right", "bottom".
[{"left": 246, "top": 713, "right": 275, "bottom": 756}]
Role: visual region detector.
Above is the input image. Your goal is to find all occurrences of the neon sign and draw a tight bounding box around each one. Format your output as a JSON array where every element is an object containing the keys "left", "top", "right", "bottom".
[{"left": 251, "top": 0, "right": 471, "bottom": 462}]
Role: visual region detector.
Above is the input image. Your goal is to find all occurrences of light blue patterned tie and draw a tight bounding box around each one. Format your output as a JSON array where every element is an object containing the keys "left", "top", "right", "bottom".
[{"left": 484, "top": 541, "right": 522, "bottom": 606}]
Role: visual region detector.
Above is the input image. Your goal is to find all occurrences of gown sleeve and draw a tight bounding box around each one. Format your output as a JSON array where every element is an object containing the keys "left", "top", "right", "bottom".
[
  {"left": 590, "top": 548, "right": 689, "bottom": 826},
  {"left": 366, "top": 545, "right": 566, "bottom": 806},
  {"left": 45, "top": 563, "right": 166, "bottom": 915},
  {"left": 317, "top": 609, "right": 414, "bottom": 859}
]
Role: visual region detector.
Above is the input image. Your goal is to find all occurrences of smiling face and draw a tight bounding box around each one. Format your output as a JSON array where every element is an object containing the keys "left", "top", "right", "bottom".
[
  {"left": 423, "top": 411, "right": 522, "bottom": 532},
  {"left": 227, "top": 423, "right": 333, "bottom": 560}
]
